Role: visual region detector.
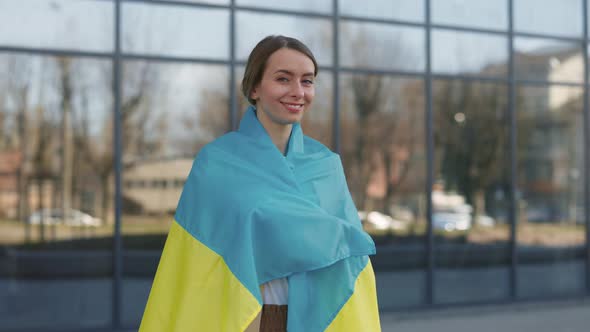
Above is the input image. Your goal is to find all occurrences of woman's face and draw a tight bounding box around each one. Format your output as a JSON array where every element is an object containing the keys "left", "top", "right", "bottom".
[{"left": 251, "top": 48, "right": 316, "bottom": 127}]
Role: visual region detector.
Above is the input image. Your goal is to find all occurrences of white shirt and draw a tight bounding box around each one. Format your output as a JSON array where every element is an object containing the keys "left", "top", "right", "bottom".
[{"left": 261, "top": 277, "right": 289, "bottom": 305}]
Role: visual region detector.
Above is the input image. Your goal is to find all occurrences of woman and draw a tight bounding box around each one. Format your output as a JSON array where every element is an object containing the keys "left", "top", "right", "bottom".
[{"left": 140, "top": 35, "right": 380, "bottom": 332}]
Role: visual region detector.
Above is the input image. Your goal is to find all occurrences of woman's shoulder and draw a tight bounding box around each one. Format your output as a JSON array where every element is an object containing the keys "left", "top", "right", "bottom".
[
  {"left": 302, "top": 135, "right": 337, "bottom": 157},
  {"left": 190, "top": 132, "right": 243, "bottom": 167},
  {"left": 198, "top": 132, "right": 242, "bottom": 155}
]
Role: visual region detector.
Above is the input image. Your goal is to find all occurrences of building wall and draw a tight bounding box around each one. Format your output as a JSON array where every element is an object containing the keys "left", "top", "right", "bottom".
[{"left": 0, "top": 0, "right": 588, "bottom": 331}]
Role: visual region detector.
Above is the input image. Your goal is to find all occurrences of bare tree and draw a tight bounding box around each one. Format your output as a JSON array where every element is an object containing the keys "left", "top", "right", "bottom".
[
  {"left": 340, "top": 28, "right": 423, "bottom": 217},
  {"left": 433, "top": 80, "right": 510, "bottom": 219},
  {"left": 71, "top": 60, "right": 156, "bottom": 223}
]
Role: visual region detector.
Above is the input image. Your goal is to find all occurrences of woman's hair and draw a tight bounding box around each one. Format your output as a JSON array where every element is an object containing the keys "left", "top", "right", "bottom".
[{"left": 242, "top": 35, "right": 318, "bottom": 105}]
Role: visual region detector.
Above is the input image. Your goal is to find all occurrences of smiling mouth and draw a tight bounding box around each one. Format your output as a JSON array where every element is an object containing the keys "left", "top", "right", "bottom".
[{"left": 281, "top": 102, "right": 304, "bottom": 112}]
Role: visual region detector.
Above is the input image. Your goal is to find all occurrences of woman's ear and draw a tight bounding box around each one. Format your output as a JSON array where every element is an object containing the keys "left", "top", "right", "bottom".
[{"left": 250, "top": 86, "right": 258, "bottom": 101}]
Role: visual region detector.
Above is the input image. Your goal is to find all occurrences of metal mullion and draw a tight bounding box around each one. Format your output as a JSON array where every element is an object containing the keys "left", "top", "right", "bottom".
[
  {"left": 508, "top": 0, "right": 518, "bottom": 300},
  {"left": 235, "top": 5, "right": 331, "bottom": 19},
  {"left": 425, "top": 0, "right": 435, "bottom": 306},
  {"left": 512, "top": 31, "right": 584, "bottom": 43},
  {"left": 122, "top": 0, "right": 229, "bottom": 10},
  {"left": 339, "top": 15, "right": 425, "bottom": 29},
  {"left": 432, "top": 73, "right": 509, "bottom": 84},
  {"left": 120, "top": 53, "right": 230, "bottom": 65},
  {"left": 339, "top": 67, "right": 425, "bottom": 77},
  {"left": 583, "top": 0, "right": 590, "bottom": 296},
  {"left": 229, "top": 0, "right": 237, "bottom": 131},
  {"left": 373, "top": 293, "right": 590, "bottom": 314},
  {"left": 0, "top": 46, "right": 112, "bottom": 59},
  {"left": 430, "top": 23, "right": 507, "bottom": 36},
  {"left": 514, "top": 79, "right": 586, "bottom": 87},
  {"left": 332, "top": 0, "right": 340, "bottom": 153},
  {"left": 0, "top": 46, "right": 235, "bottom": 66},
  {"left": 112, "top": 0, "right": 123, "bottom": 329}
]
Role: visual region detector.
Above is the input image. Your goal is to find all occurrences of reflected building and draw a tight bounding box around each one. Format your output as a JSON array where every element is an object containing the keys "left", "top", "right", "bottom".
[
  {"left": 123, "top": 158, "right": 191, "bottom": 215},
  {"left": 0, "top": 0, "right": 589, "bottom": 330}
]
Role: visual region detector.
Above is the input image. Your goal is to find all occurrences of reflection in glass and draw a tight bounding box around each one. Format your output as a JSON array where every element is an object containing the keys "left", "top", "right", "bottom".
[
  {"left": 340, "top": 21, "right": 425, "bottom": 71},
  {"left": 161, "top": 0, "right": 229, "bottom": 4},
  {"left": 516, "top": 84, "right": 586, "bottom": 298},
  {"left": 515, "top": 0, "right": 582, "bottom": 38},
  {"left": 0, "top": 53, "right": 113, "bottom": 329},
  {"left": 301, "top": 72, "right": 334, "bottom": 147},
  {"left": 121, "top": 61, "right": 229, "bottom": 239},
  {"left": 122, "top": 3, "right": 229, "bottom": 59},
  {"left": 433, "top": 80, "right": 511, "bottom": 304},
  {"left": 432, "top": 30, "right": 508, "bottom": 76},
  {"left": 432, "top": 0, "right": 507, "bottom": 30},
  {"left": 339, "top": 0, "right": 423, "bottom": 22},
  {"left": 514, "top": 38, "right": 583, "bottom": 83},
  {"left": 121, "top": 61, "right": 229, "bottom": 326},
  {"left": 237, "top": 0, "right": 331, "bottom": 13},
  {"left": 0, "top": 0, "right": 113, "bottom": 52},
  {"left": 340, "top": 74, "right": 426, "bottom": 308},
  {"left": 236, "top": 12, "right": 333, "bottom": 66}
]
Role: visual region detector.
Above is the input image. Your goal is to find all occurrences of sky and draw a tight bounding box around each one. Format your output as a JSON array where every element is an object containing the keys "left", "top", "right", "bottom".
[
  {"left": 0, "top": 0, "right": 586, "bottom": 146},
  {"left": 0, "top": 0, "right": 585, "bottom": 73}
]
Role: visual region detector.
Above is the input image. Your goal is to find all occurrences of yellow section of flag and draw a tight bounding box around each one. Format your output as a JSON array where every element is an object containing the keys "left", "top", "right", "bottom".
[
  {"left": 139, "top": 220, "right": 261, "bottom": 332},
  {"left": 326, "top": 260, "right": 381, "bottom": 332}
]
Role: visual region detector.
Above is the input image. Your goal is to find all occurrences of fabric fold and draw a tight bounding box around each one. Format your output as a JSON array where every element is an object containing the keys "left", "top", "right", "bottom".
[{"left": 139, "top": 106, "right": 380, "bottom": 332}]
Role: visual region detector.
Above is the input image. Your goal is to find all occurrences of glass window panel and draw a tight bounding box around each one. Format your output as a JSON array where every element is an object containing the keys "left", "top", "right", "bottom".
[
  {"left": 339, "top": 0, "right": 423, "bottom": 22},
  {"left": 432, "top": 30, "right": 508, "bottom": 76},
  {"left": 0, "top": 53, "right": 113, "bottom": 330},
  {"left": 433, "top": 79, "right": 511, "bottom": 304},
  {"left": 432, "top": 0, "right": 507, "bottom": 30},
  {"left": 515, "top": 0, "right": 582, "bottom": 38},
  {"left": 340, "top": 74, "right": 427, "bottom": 309},
  {"left": 161, "top": 0, "right": 229, "bottom": 4},
  {"left": 121, "top": 61, "right": 229, "bottom": 326},
  {"left": 516, "top": 84, "right": 586, "bottom": 299},
  {"left": 237, "top": 0, "right": 331, "bottom": 14},
  {"left": 0, "top": 0, "right": 113, "bottom": 52},
  {"left": 122, "top": 3, "right": 229, "bottom": 59},
  {"left": 515, "top": 37, "right": 583, "bottom": 83},
  {"left": 340, "top": 21, "right": 425, "bottom": 71},
  {"left": 301, "top": 70, "right": 333, "bottom": 148},
  {"left": 236, "top": 12, "right": 333, "bottom": 66}
]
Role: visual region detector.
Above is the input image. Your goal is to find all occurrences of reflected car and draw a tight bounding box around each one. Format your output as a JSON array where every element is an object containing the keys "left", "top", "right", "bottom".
[
  {"left": 432, "top": 211, "right": 472, "bottom": 232},
  {"left": 475, "top": 214, "right": 495, "bottom": 227},
  {"left": 359, "top": 210, "right": 407, "bottom": 236},
  {"left": 28, "top": 209, "right": 102, "bottom": 227}
]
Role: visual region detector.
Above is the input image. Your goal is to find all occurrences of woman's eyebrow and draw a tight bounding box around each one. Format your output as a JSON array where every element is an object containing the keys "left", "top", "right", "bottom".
[{"left": 273, "top": 69, "right": 314, "bottom": 77}]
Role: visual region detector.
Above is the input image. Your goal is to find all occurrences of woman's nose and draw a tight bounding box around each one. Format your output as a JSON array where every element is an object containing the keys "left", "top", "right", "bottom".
[{"left": 290, "top": 82, "right": 304, "bottom": 98}]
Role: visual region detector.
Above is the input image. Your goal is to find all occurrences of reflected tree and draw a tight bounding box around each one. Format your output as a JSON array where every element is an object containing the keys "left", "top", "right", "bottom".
[
  {"left": 340, "top": 28, "right": 423, "bottom": 219},
  {"left": 433, "top": 81, "right": 510, "bottom": 219}
]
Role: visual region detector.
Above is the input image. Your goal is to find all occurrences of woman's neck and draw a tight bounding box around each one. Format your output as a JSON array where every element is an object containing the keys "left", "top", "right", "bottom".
[
  {"left": 261, "top": 121, "right": 293, "bottom": 155},
  {"left": 256, "top": 109, "right": 292, "bottom": 155}
]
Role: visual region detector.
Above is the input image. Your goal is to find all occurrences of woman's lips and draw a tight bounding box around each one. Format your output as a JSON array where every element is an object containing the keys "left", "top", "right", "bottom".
[{"left": 282, "top": 102, "right": 304, "bottom": 113}]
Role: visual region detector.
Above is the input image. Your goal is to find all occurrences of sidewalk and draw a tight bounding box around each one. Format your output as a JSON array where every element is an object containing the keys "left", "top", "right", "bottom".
[{"left": 380, "top": 299, "right": 590, "bottom": 332}]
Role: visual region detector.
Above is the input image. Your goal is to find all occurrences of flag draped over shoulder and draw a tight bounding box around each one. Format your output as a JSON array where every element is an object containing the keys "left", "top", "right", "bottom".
[{"left": 139, "top": 106, "right": 381, "bottom": 332}]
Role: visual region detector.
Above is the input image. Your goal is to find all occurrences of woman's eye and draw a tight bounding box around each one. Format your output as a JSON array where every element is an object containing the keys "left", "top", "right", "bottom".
[
  {"left": 302, "top": 79, "right": 314, "bottom": 85},
  {"left": 277, "top": 77, "right": 289, "bottom": 82}
]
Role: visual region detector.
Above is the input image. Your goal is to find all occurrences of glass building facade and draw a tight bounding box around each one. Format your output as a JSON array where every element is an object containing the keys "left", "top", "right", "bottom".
[{"left": 0, "top": 0, "right": 588, "bottom": 330}]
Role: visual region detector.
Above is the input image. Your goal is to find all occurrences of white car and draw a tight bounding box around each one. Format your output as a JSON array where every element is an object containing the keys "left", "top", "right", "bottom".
[
  {"left": 359, "top": 210, "right": 407, "bottom": 236},
  {"left": 432, "top": 211, "right": 472, "bottom": 232},
  {"left": 28, "top": 209, "right": 102, "bottom": 227}
]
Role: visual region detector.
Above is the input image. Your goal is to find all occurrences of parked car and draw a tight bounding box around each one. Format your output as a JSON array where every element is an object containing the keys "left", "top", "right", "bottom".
[
  {"left": 359, "top": 210, "right": 407, "bottom": 236},
  {"left": 432, "top": 190, "right": 473, "bottom": 232},
  {"left": 432, "top": 210, "right": 472, "bottom": 232},
  {"left": 28, "top": 209, "right": 102, "bottom": 227}
]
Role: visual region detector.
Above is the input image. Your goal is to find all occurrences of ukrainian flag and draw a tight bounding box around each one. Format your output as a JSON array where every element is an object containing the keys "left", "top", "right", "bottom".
[{"left": 139, "top": 106, "right": 380, "bottom": 331}]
